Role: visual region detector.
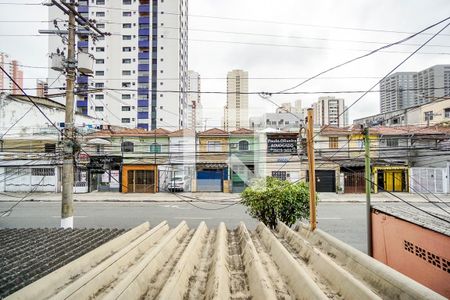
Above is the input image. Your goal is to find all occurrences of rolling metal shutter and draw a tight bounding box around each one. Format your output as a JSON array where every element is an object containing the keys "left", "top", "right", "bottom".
[{"left": 197, "top": 170, "right": 223, "bottom": 192}]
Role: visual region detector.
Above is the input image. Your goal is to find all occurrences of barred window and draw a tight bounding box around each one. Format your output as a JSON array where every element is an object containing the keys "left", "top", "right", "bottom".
[
  {"left": 32, "top": 168, "right": 55, "bottom": 176},
  {"left": 44, "top": 143, "right": 56, "bottom": 153},
  {"left": 272, "top": 171, "right": 287, "bottom": 181}
]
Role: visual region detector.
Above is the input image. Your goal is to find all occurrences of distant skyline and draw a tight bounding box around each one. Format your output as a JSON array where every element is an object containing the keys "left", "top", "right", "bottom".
[{"left": 0, "top": 0, "right": 449, "bottom": 128}]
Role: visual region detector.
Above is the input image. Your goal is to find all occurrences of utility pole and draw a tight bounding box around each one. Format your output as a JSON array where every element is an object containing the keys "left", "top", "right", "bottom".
[
  {"left": 364, "top": 126, "right": 372, "bottom": 256},
  {"left": 61, "top": 2, "right": 76, "bottom": 229},
  {"left": 45, "top": 0, "right": 107, "bottom": 228},
  {"left": 306, "top": 108, "right": 317, "bottom": 231}
]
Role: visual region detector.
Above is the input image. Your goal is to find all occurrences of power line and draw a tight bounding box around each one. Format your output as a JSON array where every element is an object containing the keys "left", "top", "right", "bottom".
[{"left": 312, "top": 18, "right": 450, "bottom": 139}]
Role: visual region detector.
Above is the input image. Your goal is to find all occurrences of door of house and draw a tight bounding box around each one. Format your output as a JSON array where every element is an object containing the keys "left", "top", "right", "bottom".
[
  {"left": 384, "top": 170, "right": 403, "bottom": 192},
  {"left": 127, "top": 170, "right": 155, "bottom": 193}
]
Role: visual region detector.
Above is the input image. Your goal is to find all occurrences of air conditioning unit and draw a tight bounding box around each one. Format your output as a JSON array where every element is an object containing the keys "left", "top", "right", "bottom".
[{"left": 78, "top": 52, "right": 94, "bottom": 74}]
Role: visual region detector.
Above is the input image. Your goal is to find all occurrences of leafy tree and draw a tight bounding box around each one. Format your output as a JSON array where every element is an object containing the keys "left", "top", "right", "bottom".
[{"left": 241, "top": 177, "right": 311, "bottom": 229}]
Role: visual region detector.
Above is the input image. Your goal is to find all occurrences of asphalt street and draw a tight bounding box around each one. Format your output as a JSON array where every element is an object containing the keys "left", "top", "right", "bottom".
[{"left": 0, "top": 201, "right": 368, "bottom": 253}]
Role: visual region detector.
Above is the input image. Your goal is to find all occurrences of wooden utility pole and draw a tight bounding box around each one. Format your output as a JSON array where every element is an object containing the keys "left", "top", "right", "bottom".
[
  {"left": 61, "top": 4, "right": 76, "bottom": 229},
  {"left": 306, "top": 108, "right": 317, "bottom": 231},
  {"left": 364, "top": 126, "right": 372, "bottom": 256}
]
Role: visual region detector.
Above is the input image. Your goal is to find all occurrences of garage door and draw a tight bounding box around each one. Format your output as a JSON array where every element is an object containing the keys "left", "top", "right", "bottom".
[
  {"left": 307, "top": 170, "right": 336, "bottom": 192},
  {"left": 197, "top": 170, "right": 223, "bottom": 192}
]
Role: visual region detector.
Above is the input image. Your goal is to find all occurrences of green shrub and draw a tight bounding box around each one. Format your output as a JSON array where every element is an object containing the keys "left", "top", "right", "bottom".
[{"left": 241, "top": 177, "right": 311, "bottom": 229}]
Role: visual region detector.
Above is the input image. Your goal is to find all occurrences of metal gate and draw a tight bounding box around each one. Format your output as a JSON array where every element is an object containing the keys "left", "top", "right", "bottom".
[
  {"left": 410, "top": 168, "right": 447, "bottom": 194},
  {"left": 127, "top": 170, "right": 155, "bottom": 193},
  {"left": 307, "top": 170, "right": 336, "bottom": 192},
  {"left": 344, "top": 171, "right": 365, "bottom": 193},
  {"left": 197, "top": 170, "right": 223, "bottom": 192}
]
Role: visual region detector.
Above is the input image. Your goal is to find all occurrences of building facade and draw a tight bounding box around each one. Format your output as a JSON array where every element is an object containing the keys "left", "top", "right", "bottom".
[
  {"left": 380, "top": 72, "right": 415, "bottom": 113},
  {"left": 312, "top": 96, "right": 348, "bottom": 127},
  {"left": 249, "top": 112, "right": 303, "bottom": 131},
  {"left": 414, "top": 65, "right": 450, "bottom": 106},
  {"left": 224, "top": 69, "right": 249, "bottom": 131},
  {"left": 48, "top": 0, "right": 188, "bottom": 130},
  {"left": 379, "top": 65, "right": 450, "bottom": 113},
  {"left": 187, "top": 70, "right": 201, "bottom": 130},
  {"left": 0, "top": 52, "right": 23, "bottom": 94},
  {"left": 354, "top": 98, "right": 450, "bottom": 127}
]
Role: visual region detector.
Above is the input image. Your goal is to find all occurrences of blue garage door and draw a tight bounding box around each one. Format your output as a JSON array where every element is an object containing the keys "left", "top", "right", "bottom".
[{"left": 197, "top": 170, "right": 223, "bottom": 192}]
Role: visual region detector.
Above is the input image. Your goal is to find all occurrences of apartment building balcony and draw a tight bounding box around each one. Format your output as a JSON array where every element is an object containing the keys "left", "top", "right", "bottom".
[
  {"left": 137, "top": 123, "right": 149, "bottom": 130},
  {"left": 138, "top": 90, "right": 149, "bottom": 98},
  {"left": 138, "top": 52, "right": 150, "bottom": 59},
  {"left": 137, "top": 112, "right": 149, "bottom": 119},
  {"left": 76, "top": 100, "right": 88, "bottom": 107},
  {"left": 139, "top": 4, "right": 150, "bottom": 13},
  {"left": 77, "top": 41, "right": 89, "bottom": 48},
  {"left": 139, "top": 40, "right": 149, "bottom": 48},
  {"left": 138, "top": 16, "right": 150, "bottom": 24},
  {"left": 78, "top": 5, "right": 88, "bottom": 13},
  {"left": 138, "top": 76, "right": 149, "bottom": 83},
  {"left": 138, "top": 28, "right": 150, "bottom": 36},
  {"left": 77, "top": 76, "right": 88, "bottom": 84},
  {"left": 138, "top": 64, "right": 149, "bottom": 71},
  {"left": 138, "top": 100, "right": 149, "bottom": 107}
]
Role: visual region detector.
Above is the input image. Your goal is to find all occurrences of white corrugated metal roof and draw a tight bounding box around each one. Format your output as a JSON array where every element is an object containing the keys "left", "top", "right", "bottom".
[{"left": 9, "top": 221, "right": 444, "bottom": 300}]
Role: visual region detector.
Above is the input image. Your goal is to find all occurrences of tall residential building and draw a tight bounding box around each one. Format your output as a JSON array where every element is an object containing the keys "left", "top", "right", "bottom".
[
  {"left": 187, "top": 70, "right": 201, "bottom": 130},
  {"left": 312, "top": 96, "right": 347, "bottom": 127},
  {"left": 0, "top": 52, "right": 23, "bottom": 94},
  {"left": 379, "top": 65, "right": 450, "bottom": 113},
  {"left": 380, "top": 72, "right": 416, "bottom": 113},
  {"left": 36, "top": 80, "right": 48, "bottom": 98},
  {"left": 276, "top": 102, "right": 293, "bottom": 114},
  {"left": 224, "top": 69, "right": 249, "bottom": 131},
  {"left": 414, "top": 65, "right": 450, "bottom": 105},
  {"left": 48, "top": 0, "right": 188, "bottom": 130}
]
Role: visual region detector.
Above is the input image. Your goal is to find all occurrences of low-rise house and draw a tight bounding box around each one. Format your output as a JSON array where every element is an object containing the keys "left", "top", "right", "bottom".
[
  {"left": 229, "top": 128, "right": 255, "bottom": 193},
  {"left": 195, "top": 128, "right": 229, "bottom": 192},
  {"left": 255, "top": 130, "right": 302, "bottom": 183},
  {"left": 166, "top": 128, "right": 196, "bottom": 192},
  {"left": 84, "top": 127, "right": 170, "bottom": 193},
  {"left": 0, "top": 93, "right": 103, "bottom": 193}
]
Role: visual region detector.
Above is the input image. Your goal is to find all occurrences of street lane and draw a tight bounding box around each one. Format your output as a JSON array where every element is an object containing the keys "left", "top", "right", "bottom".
[{"left": 0, "top": 201, "right": 367, "bottom": 252}]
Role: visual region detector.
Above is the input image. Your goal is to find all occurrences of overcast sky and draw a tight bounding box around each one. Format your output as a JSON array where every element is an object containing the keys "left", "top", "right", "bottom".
[{"left": 1, "top": 0, "right": 449, "bottom": 127}]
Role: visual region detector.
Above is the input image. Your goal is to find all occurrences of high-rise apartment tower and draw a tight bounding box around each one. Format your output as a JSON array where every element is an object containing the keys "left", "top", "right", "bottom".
[
  {"left": 48, "top": 0, "right": 188, "bottom": 130},
  {"left": 224, "top": 69, "right": 249, "bottom": 131}
]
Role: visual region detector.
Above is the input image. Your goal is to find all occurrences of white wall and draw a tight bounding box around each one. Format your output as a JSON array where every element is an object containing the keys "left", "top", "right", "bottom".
[{"left": 0, "top": 95, "right": 103, "bottom": 137}]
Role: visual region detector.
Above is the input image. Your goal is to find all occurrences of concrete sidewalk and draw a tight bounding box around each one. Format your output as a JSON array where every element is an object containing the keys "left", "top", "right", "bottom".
[{"left": 1, "top": 191, "right": 450, "bottom": 203}]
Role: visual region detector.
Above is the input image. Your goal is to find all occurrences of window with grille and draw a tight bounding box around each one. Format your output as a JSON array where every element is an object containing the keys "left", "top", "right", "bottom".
[
  {"left": 32, "top": 168, "right": 55, "bottom": 176},
  {"left": 121, "top": 141, "right": 134, "bottom": 152},
  {"left": 444, "top": 108, "right": 450, "bottom": 118},
  {"left": 207, "top": 141, "right": 221, "bottom": 152},
  {"left": 150, "top": 143, "right": 161, "bottom": 153},
  {"left": 386, "top": 138, "right": 399, "bottom": 147},
  {"left": 272, "top": 171, "right": 287, "bottom": 181},
  {"left": 44, "top": 143, "right": 56, "bottom": 153},
  {"left": 329, "top": 137, "right": 338, "bottom": 149},
  {"left": 238, "top": 140, "right": 249, "bottom": 151}
]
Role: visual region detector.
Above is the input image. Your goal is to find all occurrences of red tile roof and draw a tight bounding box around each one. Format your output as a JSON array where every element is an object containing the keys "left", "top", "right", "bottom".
[
  {"left": 230, "top": 128, "right": 254, "bottom": 135},
  {"left": 86, "top": 128, "right": 171, "bottom": 137},
  {"left": 198, "top": 128, "right": 228, "bottom": 136},
  {"left": 168, "top": 128, "right": 196, "bottom": 137}
]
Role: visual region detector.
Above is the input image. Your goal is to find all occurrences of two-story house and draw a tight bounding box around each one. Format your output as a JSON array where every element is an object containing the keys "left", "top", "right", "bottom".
[
  {"left": 229, "top": 128, "right": 255, "bottom": 193},
  {"left": 195, "top": 128, "right": 229, "bottom": 192}
]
